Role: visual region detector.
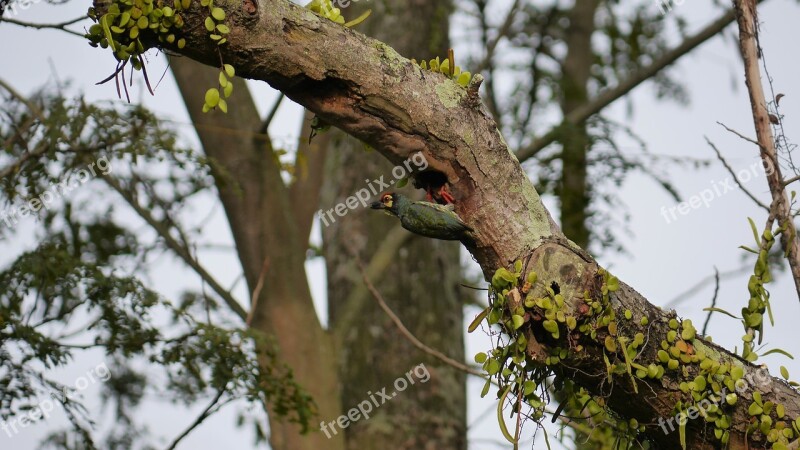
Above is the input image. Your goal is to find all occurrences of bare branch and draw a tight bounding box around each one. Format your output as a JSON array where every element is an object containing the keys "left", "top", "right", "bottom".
[
  {"left": 705, "top": 136, "right": 769, "bottom": 211},
  {"left": 784, "top": 174, "right": 800, "bottom": 187},
  {"left": 358, "top": 260, "right": 485, "bottom": 378},
  {"left": 701, "top": 267, "right": 721, "bottom": 336},
  {"left": 165, "top": 388, "right": 230, "bottom": 450},
  {"left": 472, "top": 0, "right": 521, "bottom": 74},
  {"left": 102, "top": 174, "right": 248, "bottom": 320},
  {"left": 665, "top": 264, "right": 752, "bottom": 308},
  {"left": 258, "top": 93, "right": 285, "bottom": 135},
  {"left": 734, "top": 0, "right": 800, "bottom": 302},
  {"left": 245, "top": 257, "right": 270, "bottom": 327},
  {"left": 333, "top": 224, "right": 411, "bottom": 341},
  {"left": 0, "top": 77, "right": 46, "bottom": 120},
  {"left": 517, "top": 6, "right": 751, "bottom": 161},
  {"left": 0, "top": 16, "right": 86, "bottom": 37},
  {"left": 717, "top": 121, "right": 761, "bottom": 147}
]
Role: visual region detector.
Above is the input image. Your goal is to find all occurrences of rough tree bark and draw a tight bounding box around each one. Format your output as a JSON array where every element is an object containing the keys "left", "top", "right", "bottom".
[
  {"left": 321, "top": 0, "right": 466, "bottom": 448},
  {"left": 97, "top": 0, "right": 800, "bottom": 448},
  {"left": 169, "top": 61, "right": 344, "bottom": 450}
]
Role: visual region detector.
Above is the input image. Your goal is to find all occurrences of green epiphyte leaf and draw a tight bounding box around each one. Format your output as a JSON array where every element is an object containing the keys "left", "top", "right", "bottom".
[
  {"left": 457, "top": 72, "right": 471, "bottom": 87},
  {"left": 480, "top": 378, "right": 491, "bottom": 397},
  {"left": 439, "top": 58, "right": 450, "bottom": 75},
  {"left": 211, "top": 7, "right": 225, "bottom": 20},
  {"left": 468, "top": 307, "right": 489, "bottom": 333},
  {"left": 761, "top": 348, "right": 794, "bottom": 359},
  {"left": 205, "top": 88, "right": 220, "bottom": 107},
  {"left": 344, "top": 9, "right": 371, "bottom": 28},
  {"left": 748, "top": 217, "right": 761, "bottom": 246},
  {"left": 497, "top": 386, "right": 517, "bottom": 444},
  {"left": 606, "top": 275, "right": 619, "bottom": 292}
]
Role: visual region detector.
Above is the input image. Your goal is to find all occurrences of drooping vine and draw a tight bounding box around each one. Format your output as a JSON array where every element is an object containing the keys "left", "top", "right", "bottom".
[
  {"left": 85, "top": 0, "right": 371, "bottom": 114},
  {"left": 472, "top": 258, "right": 800, "bottom": 449}
]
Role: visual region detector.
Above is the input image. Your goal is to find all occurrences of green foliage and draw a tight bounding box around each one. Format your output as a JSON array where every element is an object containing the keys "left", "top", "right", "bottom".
[
  {"left": 0, "top": 90, "right": 313, "bottom": 448},
  {"left": 305, "top": 0, "right": 371, "bottom": 28},
  {"left": 85, "top": 0, "right": 234, "bottom": 113},
  {"left": 471, "top": 263, "right": 647, "bottom": 447},
  {"left": 739, "top": 218, "right": 790, "bottom": 362},
  {"left": 411, "top": 51, "right": 473, "bottom": 87},
  {"left": 483, "top": 2, "right": 694, "bottom": 253},
  {"left": 472, "top": 259, "right": 800, "bottom": 449}
]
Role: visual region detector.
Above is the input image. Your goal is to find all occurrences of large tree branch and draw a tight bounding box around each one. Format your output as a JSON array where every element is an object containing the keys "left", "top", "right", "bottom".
[{"left": 92, "top": 0, "right": 800, "bottom": 447}]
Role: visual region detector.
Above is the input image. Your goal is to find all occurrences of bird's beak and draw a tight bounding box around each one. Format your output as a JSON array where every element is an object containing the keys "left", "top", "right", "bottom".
[{"left": 370, "top": 201, "right": 385, "bottom": 209}]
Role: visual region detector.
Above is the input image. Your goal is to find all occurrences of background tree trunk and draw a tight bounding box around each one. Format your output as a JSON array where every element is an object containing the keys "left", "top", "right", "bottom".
[
  {"left": 169, "top": 61, "right": 344, "bottom": 450},
  {"left": 322, "top": 1, "right": 467, "bottom": 448},
  {"left": 558, "top": 0, "right": 600, "bottom": 249}
]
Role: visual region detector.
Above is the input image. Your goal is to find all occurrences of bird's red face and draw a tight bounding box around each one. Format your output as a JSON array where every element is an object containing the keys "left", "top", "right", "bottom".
[
  {"left": 370, "top": 192, "right": 396, "bottom": 210},
  {"left": 379, "top": 193, "right": 394, "bottom": 208}
]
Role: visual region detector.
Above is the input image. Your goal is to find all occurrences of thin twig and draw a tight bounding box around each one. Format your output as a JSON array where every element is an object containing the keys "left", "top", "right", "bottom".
[
  {"left": 102, "top": 174, "right": 247, "bottom": 320},
  {"left": 706, "top": 136, "right": 769, "bottom": 210},
  {"left": 165, "top": 388, "right": 228, "bottom": 450},
  {"left": 258, "top": 93, "right": 285, "bottom": 135},
  {"left": 701, "top": 267, "right": 721, "bottom": 336},
  {"left": 0, "top": 16, "right": 86, "bottom": 37},
  {"left": 717, "top": 121, "right": 761, "bottom": 147},
  {"left": 0, "top": 77, "right": 46, "bottom": 120},
  {"left": 246, "top": 257, "right": 270, "bottom": 327},
  {"left": 472, "top": 0, "right": 521, "bottom": 74},
  {"left": 357, "top": 260, "right": 485, "bottom": 378},
  {"left": 665, "top": 264, "right": 751, "bottom": 308},
  {"left": 516, "top": 5, "right": 756, "bottom": 161},
  {"left": 783, "top": 174, "right": 800, "bottom": 187},
  {"left": 333, "top": 224, "right": 411, "bottom": 341}
]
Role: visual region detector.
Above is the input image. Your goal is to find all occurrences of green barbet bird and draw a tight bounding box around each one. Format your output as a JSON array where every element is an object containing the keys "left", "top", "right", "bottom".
[{"left": 370, "top": 192, "right": 473, "bottom": 241}]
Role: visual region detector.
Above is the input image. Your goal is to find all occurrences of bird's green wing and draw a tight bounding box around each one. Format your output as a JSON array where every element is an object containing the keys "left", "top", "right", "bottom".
[{"left": 406, "top": 201, "right": 473, "bottom": 232}]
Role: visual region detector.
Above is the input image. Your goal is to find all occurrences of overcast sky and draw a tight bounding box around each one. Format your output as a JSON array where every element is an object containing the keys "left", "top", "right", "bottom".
[{"left": 2, "top": 0, "right": 800, "bottom": 449}]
